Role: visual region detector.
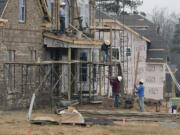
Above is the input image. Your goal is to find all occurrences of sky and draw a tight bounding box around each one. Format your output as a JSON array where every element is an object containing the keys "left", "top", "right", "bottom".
[{"left": 138, "top": 0, "right": 180, "bottom": 14}]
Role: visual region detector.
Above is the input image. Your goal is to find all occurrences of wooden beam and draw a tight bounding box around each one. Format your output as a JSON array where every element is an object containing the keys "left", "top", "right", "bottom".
[
  {"left": 146, "top": 62, "right": 167, "bottom": 65},
  {"left": 133, "top": 52, "right": 140, "bottom": 97},
  {"left": 148, "top": 49, "right": 165, "bottom": 51},
  {"left": 149, "top": 58, "right": 164, "bottom": 60},
  {"left": 172, "top": 80, "right": 176, "bottom": 98},
  {"left": 99, "top": 50, "right": 102, "bottom": 96},
  {"left": 68, "top": 48, "right": 71, "bottom": 100},
  {"left": 0, "top": 18, "right": 8, "bottom": 23},
  {"left": 69, "top": 23, "right": 92, "bottom": 41},
  {"left": 41, "top": 23, "right": 52, "bottom": 28},
  {"left": 128, "top": 25, "right": 149, "bottom": 28},
  {"left": 0, "top": 0, "right": 9, "bottom": 18},
  {"left": 89, "top": 49, "right": 92, "bottom": 99},
  {"left": 37, "top": 0, "right": 44, "bottom": 16},
  {"left": 110, "top": 25, "right": 112, "bottom": 64},
  {"left": 43, "top": 33, "right": 103, "bottom": 45},
  {"left": 90, "top": 26, "right": 121, "bottom": 30},
  {"left": 42, "top": 0, "right": 52, "bottom": 22}
]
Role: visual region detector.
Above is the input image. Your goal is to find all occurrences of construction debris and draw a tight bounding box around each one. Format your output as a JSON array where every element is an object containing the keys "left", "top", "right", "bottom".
[
  {"left": 31, "top": 117, "right": 59, "bottom": 125},
  {"left": 59, "top": 107, "right": 85, "bottom": 125}
]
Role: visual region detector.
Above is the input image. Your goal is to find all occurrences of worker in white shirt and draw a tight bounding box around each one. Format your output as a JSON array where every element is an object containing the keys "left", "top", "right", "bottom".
[{"left": 59, "top": 2, "right": 66, "bottom": 34}]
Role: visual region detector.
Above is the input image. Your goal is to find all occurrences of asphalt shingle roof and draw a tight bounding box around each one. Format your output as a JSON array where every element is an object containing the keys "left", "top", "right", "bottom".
[
  {"left": 96, "top": 10, "right": 168, "bottom": 63},
  {"left": 0, "top": 0, "right": 8, "bottom": 17}
]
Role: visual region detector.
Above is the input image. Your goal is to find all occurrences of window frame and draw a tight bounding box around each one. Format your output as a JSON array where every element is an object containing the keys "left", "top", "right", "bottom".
[
  {"left": 19, "top": 0, "right": 26, "bottom": 23},
  {"left": 79, "top": 52, "right": 87, "bottom": 82}
]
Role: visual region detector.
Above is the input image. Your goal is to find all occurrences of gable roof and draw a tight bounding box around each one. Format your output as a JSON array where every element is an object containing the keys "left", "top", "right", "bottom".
[
  {"left": 0, "top": 0, "right": 8, "bottom": 17},
  {"left": 96, "top": 10, "right": 168, "bottom": 64}
]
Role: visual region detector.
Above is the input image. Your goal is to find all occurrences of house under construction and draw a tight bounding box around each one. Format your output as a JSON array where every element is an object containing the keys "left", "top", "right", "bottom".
[{"left": 0, "top": 0, "right": 168, "bottom": 109}]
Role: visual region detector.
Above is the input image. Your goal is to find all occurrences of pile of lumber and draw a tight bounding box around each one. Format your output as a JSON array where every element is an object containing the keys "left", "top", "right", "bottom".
[{"left": 79, "top": 110, "right": 180, "bottom": 122}]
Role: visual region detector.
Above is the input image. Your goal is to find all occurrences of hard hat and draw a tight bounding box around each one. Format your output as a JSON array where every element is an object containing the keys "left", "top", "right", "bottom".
[
  {"left": 118, "top": 76, "right": 122, "bottom": 82},
  {"left": 104, "top": 40, "right": 110, "bottom": 45},
  {"left": 61, "top": 2, "right": 66, "bottom": 6},
  {"left": 139, "top": 79, "right": 144, "bottom": 83}
]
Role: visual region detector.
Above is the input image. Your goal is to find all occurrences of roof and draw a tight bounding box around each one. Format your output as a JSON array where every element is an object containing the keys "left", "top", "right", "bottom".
[
  {"left": 96, "top": 10, "right": 168, "bottom": 64},
  {"left": 0, "top": 0, "right": 8, "bottom": 17}
]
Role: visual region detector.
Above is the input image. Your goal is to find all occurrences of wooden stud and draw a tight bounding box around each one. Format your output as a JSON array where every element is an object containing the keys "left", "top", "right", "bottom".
[
  {"left": 57, "top": 0, "right": 60, "bottom": 30},
  {"left": 133, "top": 52, "right": 140, "bottom": 97},
  {"left": 99, "top": 49, "right": 102, "bottom": 96},
  {"left": 68, "top": 48, "right": 71, "bottom": 100},
  {"left": 94, "top": 19, "right": 96, "bottom": 40},
  {"left": 172, "top": 79, "right": 176, "bottom": 98},
  {"left": 89, "top": 49, "right": 92, "bottom": 99},
  {"left": 0, "top": 0, "right": 9, "bottom": 18},
  {"left": 110, "top": 25, "right": 112, "bottom": 64}
]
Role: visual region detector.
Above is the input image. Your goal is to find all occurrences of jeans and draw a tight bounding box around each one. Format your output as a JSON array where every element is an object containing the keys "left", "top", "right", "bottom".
[
  {"left": 139, "top": 97, "right": 144, "bottom": 112},
  {"left": 102, "top": 51, "right": 109, "bottom": 62},
  {"left": 60, "top": 17, "right": 65, "bottom": 34},
  {"left": 112, "top": 92, "right": 119, "bottom": 107}
]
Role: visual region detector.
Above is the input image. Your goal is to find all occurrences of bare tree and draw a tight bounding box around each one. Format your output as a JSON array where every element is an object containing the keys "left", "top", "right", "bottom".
[{"left": 150, "top": 7, "right": 179, "bottom": 42}]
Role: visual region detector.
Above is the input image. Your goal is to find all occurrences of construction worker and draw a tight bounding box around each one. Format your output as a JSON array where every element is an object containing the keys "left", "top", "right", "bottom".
[
  {"left": 135, "top": 79, "right": 145, "bottom": 112},
  {"left": 109, "top": 76, "right": 122, "bottom": 107},
  {"left": 101, "top": 40, "right": 110, "bottom": 62},
  {"left": 59, "top": 2, "right": 66, "bottom": 34}
]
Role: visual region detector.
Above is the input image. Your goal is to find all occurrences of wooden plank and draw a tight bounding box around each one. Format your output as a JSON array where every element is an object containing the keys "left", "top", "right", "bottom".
[
  {"left": 110, "top": 25, "right": 112, "bottom": 64},
  {"left": 148, "top": 49, "right": 165, "bottom": 51},
  {"left": 42, "top": 0, "right": 52, "bottom": 22},
  {"left": 99, "top": 49, "right": 102, "bottom": 96},
  {"left": 37, "top": 0, "right": 44, "bottom": 16},
  {"left": 41, "top": 23, "right": 52, "bottom": 28},
  {"left": 68, "top": 48, "right": 71, "bottom": 100},
  {"left": 133, "top": 52, "right": 140, "bottom": 97},
  {"left": 43, "top": 33, "right": 102, "bottom": 45},
  {"left": 90, "top": 26, "right": 121, "bottom": 30},
  {"left": 149, "top": 58, "right": 164, "bottom": 60},
  {"left": 89, "top": 49, "right": 92, "bottom": 98},
  {"left": 0, "top": 0, "right": 9, "bottom": 18},
  {"left": 146, "top": 62, "right": 167, "bottom": 65},
  {"left": 128, "top": 25, "right": 149, "bottom": 28},
  {"left": 69, "top": 23, "right": 92, "bottom": 41},
  {"left": 0, "top": 18, "right": 8, "bottom": 23}
]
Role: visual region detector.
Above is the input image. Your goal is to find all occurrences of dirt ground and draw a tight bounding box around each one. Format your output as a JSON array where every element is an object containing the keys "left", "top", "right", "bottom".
[{"left": 0, "top": 107, "right": 180, "bottom": 135}]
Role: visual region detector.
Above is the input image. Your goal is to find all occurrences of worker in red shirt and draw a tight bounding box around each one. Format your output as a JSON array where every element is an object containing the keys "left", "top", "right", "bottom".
[{"left": 109, "top": 76, "right": 122, "bottom": 107}]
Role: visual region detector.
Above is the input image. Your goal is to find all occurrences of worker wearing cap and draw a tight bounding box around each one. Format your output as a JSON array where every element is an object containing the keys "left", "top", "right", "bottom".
[
  {"left": 109, "top": 76, "right": 122, "bottom": 107},
  {"left": 59, "top": 2, "right": 66, "bottom": 34},
  {"left": 135, "top": 79, "right": 145, "bottom": 112},
  {"left": 101, "top": 40, "right": 110, "bottom": 62}
]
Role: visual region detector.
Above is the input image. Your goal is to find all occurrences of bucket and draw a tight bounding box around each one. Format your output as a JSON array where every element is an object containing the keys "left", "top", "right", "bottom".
[{"left": 173, "top": 109, "right": 177, "bottom": 114}]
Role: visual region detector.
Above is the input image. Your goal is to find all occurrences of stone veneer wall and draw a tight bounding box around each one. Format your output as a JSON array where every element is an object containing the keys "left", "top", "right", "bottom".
[{"left": 0, "top": 0, "right": 45, "bottom": 109}]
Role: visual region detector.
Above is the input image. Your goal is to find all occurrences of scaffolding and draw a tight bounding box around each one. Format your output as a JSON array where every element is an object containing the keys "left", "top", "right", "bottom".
[{"left": 4, "top": 59, "right": 122, "bottom": 109}]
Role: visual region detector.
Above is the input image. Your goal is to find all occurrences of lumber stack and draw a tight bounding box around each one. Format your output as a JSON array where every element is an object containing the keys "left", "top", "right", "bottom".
[{"left": 79, "top": 110, "right": 180, "bottom": 122}]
